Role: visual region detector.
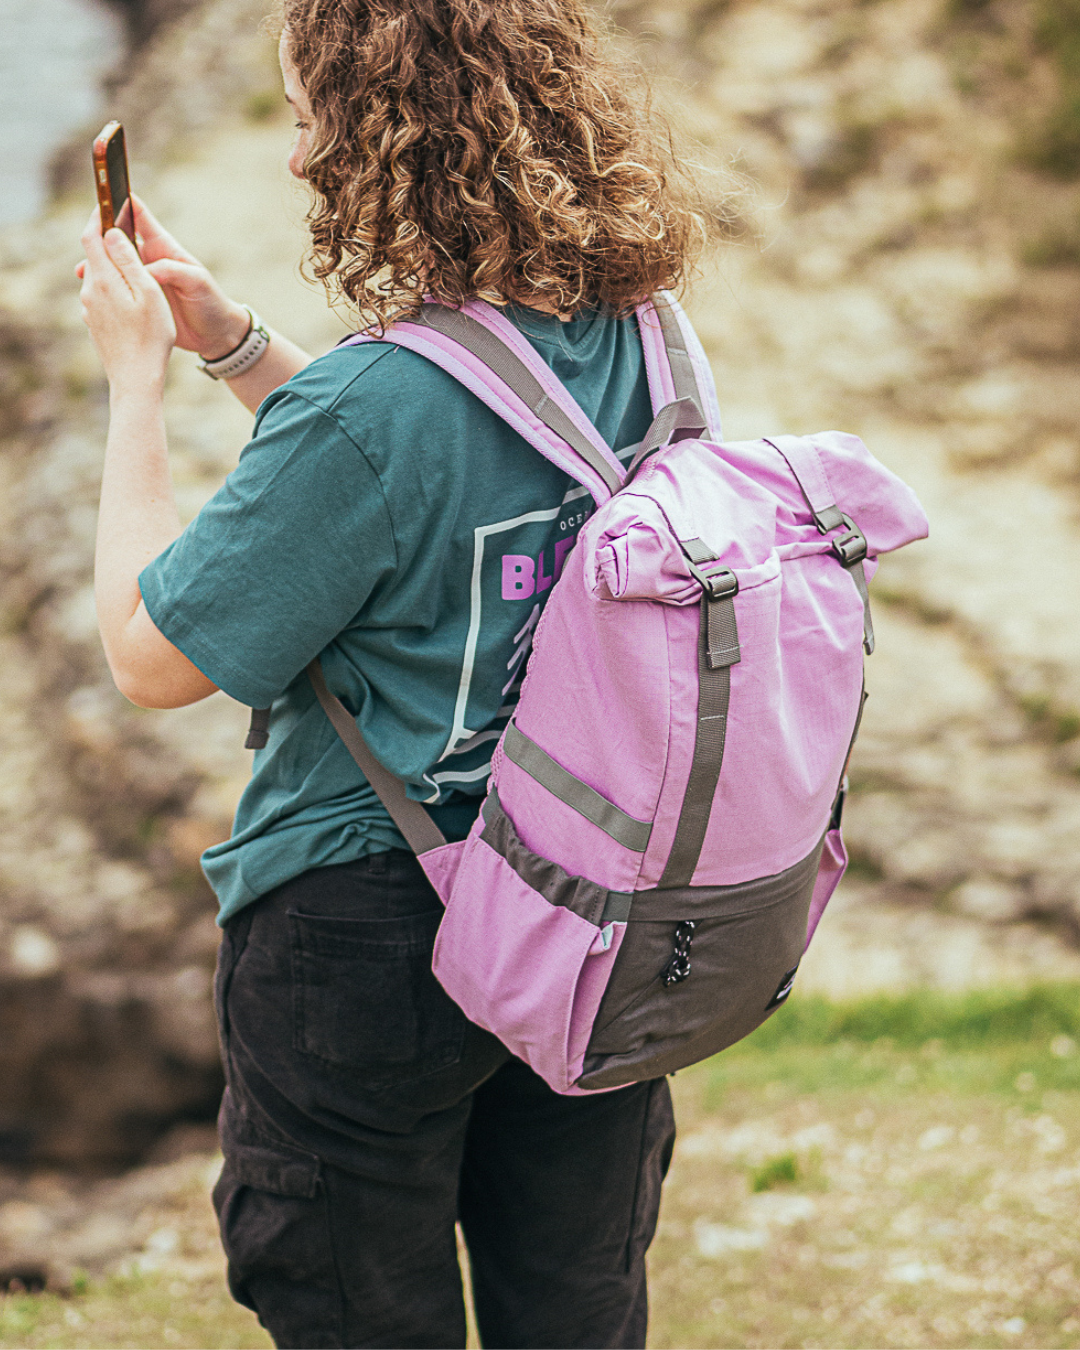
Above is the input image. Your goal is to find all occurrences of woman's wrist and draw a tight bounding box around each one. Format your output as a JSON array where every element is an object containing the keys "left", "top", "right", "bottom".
[
  {"left": 199, "top": 302, "right": 255, "bottom": 363},
  {"left": 198, "top": 308, "right": 271, "bottom": 381},
  {"left": 108, "top": 365, "right": 169, "bottom": 404}
]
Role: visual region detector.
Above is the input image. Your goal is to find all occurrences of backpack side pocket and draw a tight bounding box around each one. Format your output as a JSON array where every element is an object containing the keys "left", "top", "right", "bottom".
[{"left": 431, "top": 791, "right": 629, "bottom": 1093}]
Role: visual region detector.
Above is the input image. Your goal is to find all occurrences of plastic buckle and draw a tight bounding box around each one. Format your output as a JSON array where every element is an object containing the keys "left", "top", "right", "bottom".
[
  {"left": 829, "top": 777, "right": 847, "bottom": 831},
  {"left": 687, "top": 559, "right": 739, "bottom": 600},
  {"left": 828, "top": 514, "right": 868, "bottom": 568}
]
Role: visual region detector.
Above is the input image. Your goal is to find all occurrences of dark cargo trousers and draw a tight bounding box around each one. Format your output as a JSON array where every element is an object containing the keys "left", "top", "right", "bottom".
[{"left": 212, "top": 849, "right": 676, "bottom": 1349}]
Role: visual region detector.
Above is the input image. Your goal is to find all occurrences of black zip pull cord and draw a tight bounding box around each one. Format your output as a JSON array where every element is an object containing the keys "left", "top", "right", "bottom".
[{"left": 663, "top": 920, "right": 697, "bottom": 986}]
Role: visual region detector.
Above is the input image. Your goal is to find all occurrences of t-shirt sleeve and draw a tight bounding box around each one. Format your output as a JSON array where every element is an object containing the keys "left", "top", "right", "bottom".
[{"left": 139, "top": 389, "right": 397, "bottom": 709}]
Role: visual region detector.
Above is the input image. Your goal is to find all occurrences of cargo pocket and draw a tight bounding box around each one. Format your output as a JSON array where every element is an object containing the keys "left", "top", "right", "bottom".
[
  {"left": 213, "top": 1137, "right": 341, "bottom": 1348},
  {"left": 289, "top": 907, "right": 465, "bottom": 1086}
]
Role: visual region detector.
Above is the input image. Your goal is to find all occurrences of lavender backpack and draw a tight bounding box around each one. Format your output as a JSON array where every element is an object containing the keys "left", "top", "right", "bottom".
[{"left": 302, "top": 295, "right": 929, "bottom": 1095}]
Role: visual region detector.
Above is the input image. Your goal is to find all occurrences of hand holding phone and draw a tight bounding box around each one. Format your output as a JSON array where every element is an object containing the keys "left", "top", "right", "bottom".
[
  {"left": 93, "top": 122, "right": 137, "bottom": 250},
  {"left": 81, "top": 127, "right": 176, "bottom": 388}
]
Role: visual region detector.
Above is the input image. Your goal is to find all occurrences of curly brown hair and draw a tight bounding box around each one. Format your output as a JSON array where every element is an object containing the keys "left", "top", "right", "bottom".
[{"left": 279, "top": 0, "right": 709, "bottom": 329}]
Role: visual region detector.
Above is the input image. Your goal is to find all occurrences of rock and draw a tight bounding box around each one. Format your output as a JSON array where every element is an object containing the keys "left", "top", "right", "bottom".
[
  {"left": 0, "top": 1146, "right": 224, "bottom": 1291},
  {"left": 951, "top": 879, "right": 1028, "bottom": 924},
  {"left": 0, "top": 0, "right": 302, "bottom": 1166}
]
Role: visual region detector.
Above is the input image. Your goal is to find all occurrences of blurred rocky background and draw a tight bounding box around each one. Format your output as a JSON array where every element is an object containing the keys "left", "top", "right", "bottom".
[{"left": 1, "top": 0, "right": 1080, "bottom": 1289}]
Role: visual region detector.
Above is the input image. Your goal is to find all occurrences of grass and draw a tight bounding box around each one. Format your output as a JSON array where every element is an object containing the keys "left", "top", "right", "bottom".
[
  {"left": 750, "top": 1151, "right": 799, "bottom": 1192},
  {"left": 726, "top": 980, "right": 1080, "bottom": 1048},
  {"left": 0, "top": 986, "right": 1078, "bottom": 1348},
  {"left": 680, "top": 987, "right": 1080, "bottom": 1113},
  {"left": 653, "top": 984, "right": 1080, "bottom": 1349},
  {"left": 0, "top": 1271, "right": 269, "bottom": 1349}
]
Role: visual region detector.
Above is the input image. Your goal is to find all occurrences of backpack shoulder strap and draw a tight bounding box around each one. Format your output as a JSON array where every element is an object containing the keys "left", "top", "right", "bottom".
[
  {"left": 307, "top": 658, "right": 448, "bottom": 853},
  {"left": 341, "top": 300, "right": 625, "bottom": 504},
  {"left": 636, "top": 292, "right": 723, "bottom": 440},
  {"left": 294, "top": 300, "right": 634, "bottom": 853}
]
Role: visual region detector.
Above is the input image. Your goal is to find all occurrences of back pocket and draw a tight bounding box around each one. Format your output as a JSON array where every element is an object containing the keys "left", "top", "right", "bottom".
[{"left": 289, "top": 908, "right": 465, "bottom": 1085}]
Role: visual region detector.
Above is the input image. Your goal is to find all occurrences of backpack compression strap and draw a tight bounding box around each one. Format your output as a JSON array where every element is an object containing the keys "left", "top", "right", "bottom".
[
  {"left": 763, "top": 434, "right": 875, "bottom": 656},
  {"left": 656, "top": 540, "right": 741, "bottom": 889}
]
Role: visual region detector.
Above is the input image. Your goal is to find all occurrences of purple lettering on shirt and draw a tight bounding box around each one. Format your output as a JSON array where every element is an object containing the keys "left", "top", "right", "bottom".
[
  {"left": 502, "top": 555, "right": 536, "bottom": 599},
  {"left": 536, "top": 547, "right": 554, "bottom": 594}
]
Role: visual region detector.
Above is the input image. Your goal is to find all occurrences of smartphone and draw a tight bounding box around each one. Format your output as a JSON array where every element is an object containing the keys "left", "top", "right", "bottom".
[{"left": 92, "top": 121, "right": 137, "bottom": 249}]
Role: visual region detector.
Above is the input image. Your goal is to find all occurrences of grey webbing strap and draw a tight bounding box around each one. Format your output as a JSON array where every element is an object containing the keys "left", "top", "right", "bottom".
[
  {"left": 815, "top": 510, "right": 875, "bottom": 655},
  {"left": 682, "top": 538, "right": 717, "bottom": 566},
  {"left": 245, "top": 706, "right": 271, "bottom": 750},
  {"left": 703, "top": 588, "right": 741, "bottom": 670},
  {"left": 849, "top": 561, "right": 875, "bottom": 655},
  {"left": 626, "top": 397, "right": 706, "bottom": 478},
  {"left": 830, "top": 681, "right": 868, "bottom": 831},
  {"left": 416, "top": 305, "right": 622, "bottom": 498},
  {"left": 307, "top": 659, "right": 447, "bottom": 855},
  {"left": 762, "top": 437, "right": 875, "bottom": 656},
  {"left": 658, "top": 546, "right": 741, "bottom": 890},
  {"left": 653, "top": 297, "right": 704, "bottom": 406},
  {"left": 682, "top": 537, "right": 742, "bottom": 669},
  {"left": 503, "top": 722, "right": 652, "bottom": 852},
  {"left": 814, "top": 503, "right": 845, "bottom": 533}
]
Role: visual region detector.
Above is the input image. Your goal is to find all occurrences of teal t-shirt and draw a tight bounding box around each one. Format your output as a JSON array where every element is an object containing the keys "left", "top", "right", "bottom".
[{"left": 140, "top": 306, "right": 653, "bottom": 922}]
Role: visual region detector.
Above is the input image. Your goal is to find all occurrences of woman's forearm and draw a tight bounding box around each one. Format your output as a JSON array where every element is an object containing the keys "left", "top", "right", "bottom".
[
  {"left": 95, "top": 379, "right": 217, "bottom": 707},
  {"left": 95, "top": 378, "right": 179, "bottom": 648}
]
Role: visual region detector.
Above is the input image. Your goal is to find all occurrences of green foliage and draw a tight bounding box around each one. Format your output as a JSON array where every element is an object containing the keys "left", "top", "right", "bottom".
[
  {"left": 1035, "top": 0, "right": 1080, "bottom": 75},
  {"left": 946, "top": 0, "right": 996, "bottom": 15},
  {"left": 1024, "top": 95, "right": 1080, "bottom": 177},
  {"left": 740, "top": 983, "right": 1080, "bottom": 1051},
  {"left": 751, "top": 1152, "right": 799, "bottom": 1191},
  {"left": 244, "top": 90, "right": 279, "bottom": 123},
  {"left": 1016, "top": 694, "right": 1080, "bottom": 742},
  {"left": 804, "top": 121, "right": 881, "bottom": 193},
  {"left": 1056, "top": 712, "right": 1080, "bottom": 742},
  {"left": 1027, "top": 228, "right": 1080, "bottom": 267},
  {"left": 1024, "top": 2, "right": 1080, "bottom": 177}
]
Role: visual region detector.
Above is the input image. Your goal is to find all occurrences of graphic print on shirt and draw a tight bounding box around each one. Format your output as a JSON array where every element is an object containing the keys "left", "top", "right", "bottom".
[{"left": 422, "top": 478, "right": 600, "bottom": 801}]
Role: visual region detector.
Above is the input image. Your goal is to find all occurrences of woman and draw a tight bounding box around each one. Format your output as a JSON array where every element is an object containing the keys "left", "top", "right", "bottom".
[{"left": 80, "top": 2, "right": 708, "bottom": 1345}]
